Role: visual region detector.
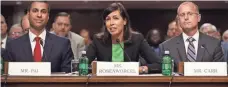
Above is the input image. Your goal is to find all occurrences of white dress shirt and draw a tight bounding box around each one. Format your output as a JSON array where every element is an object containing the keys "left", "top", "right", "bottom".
[
  {"left": 29, "top": 30, "right": 46, "bottom": 56},
  {"left": 1, "top": 36, "right": 7, "bottom": 49},
  {"left": 182, "top": 31, "right": 199, "bottom": 56}
]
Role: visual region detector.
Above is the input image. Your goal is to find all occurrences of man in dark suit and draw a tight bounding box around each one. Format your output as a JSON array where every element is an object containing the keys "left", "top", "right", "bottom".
[
  {"left": 1, "top": 14, "right": 13, "bottom": 49},
  {"left": 221, "top": 42, "right": 228, "bottom": 62},
  {"left": 1, "top": 14, "right": 13, "bottom": 58},
  {"left": 159, "top": 2, "right": 224, "bottom": 71},
  {"left": 4, "top": 1, "right": 73, "bottom": 73}
]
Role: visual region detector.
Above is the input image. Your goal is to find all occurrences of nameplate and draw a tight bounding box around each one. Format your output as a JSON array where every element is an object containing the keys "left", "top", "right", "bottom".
[
  {"left": 184, "top": 62, "right": 227, "bottom": 76},
  {"left": 8, "top": 62, "right": 51, "bottom": 76},
  {"left": 96, "top": 62, "right": 139, "bottom": 76}
]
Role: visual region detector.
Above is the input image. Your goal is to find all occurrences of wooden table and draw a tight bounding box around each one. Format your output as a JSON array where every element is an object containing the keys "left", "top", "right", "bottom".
[{"left": 1, "top": 75, "right": 228, "bottom": 87}]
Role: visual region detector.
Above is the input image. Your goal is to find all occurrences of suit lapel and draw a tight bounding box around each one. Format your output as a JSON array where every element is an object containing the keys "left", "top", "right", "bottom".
[
  {"left": 196, "top": 33, "right": 205, "bottom": 62},
  {"left": 176, "top": 34, "right": 188, "bottom": 62},
  {"left": 23, "top": 34, "right": 33, "bottom": 61},
  {"left": 124, "top": 40, "right": 133, "bottom": 62},
  {"left": 6, "top": 37, "right": 12, "bottom": 43},
  {"left": 43, "top": 32, "right": 53, "bottom": 62}
]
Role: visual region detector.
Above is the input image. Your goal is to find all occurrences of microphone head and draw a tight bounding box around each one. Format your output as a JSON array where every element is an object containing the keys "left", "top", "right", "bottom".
[
  {"left": 40, "top": 40, "right": 44, "bottom": 47},
  {"left": 201, "top": 44, "right": 206, "bottom": 48},
  {"left": 116, "top": 39, "right": 120, "bottom": 43}
]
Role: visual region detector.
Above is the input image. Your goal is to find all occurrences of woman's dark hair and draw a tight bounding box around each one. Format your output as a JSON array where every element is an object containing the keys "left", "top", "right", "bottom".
[{"left": 97, "top": 2, "right": 132, "bottom": 43}]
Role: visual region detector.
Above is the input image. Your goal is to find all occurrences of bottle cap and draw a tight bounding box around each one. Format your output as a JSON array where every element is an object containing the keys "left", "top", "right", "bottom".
[
  {"left": 164, "top": 50, "right": 170, "bottom": 54},
  {"left": 81, "top": 51, "right": 86, "bottom": 55}
]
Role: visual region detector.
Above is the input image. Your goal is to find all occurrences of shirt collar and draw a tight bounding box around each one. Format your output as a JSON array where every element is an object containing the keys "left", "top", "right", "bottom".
[
  {"left": 182, "top": 30, "right": 199, "bottom": 42},
  {"left": 67, "top": 31, "right": 72, "bottom": 39},
  {"left": 50, "top": 31, "right": 69, "bottom": 39},
  {"left": 1, "top": 35, "right": 7, "bottom": 43},
  {"left": 29, "top": 29, "right": 46, "bottom": 42}
]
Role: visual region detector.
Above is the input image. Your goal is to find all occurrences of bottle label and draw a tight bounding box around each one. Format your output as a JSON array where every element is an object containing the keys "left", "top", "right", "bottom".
[
  {"left": 79, "top": 58, "right": 88, "bottom": 76},
  {"left": 162, "top": 64, "right": 172, "bottom": 76}
]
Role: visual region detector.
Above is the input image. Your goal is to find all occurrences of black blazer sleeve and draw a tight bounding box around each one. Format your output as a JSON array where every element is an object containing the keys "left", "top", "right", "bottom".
[
  {"left": 86, "top": 38, "right": 97, "bottom": 64},
  {"left": 138, "top": 34, "right": 162, "bottom": 73}
]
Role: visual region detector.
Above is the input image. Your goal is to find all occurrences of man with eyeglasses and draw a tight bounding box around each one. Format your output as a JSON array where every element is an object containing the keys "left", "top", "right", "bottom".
[
  {"left": 9, "top": 24, "right": 24, "bottom": 39},
  {"left": 159, "top": 1, "right": 224, "bottom": 72}
]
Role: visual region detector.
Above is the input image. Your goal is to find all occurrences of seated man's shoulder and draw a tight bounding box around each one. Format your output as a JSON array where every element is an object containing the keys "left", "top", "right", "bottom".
[
  {"left": 201, "top": 33, "right": 221, "bottom": 44},
  {"left": 8, "top": 34, "right": 27, "bottom": 45},
  {"left": 202, "top": 33, "right": 220, "bottom": 41},
  {"left": 49, "top": 33, "right": 70, "bottom": 43},
  {"left": 130, "top": 31, "right": 144, "bottom": 40},
  {"left": 160, "top": 36, "right": 180, "bottom": 46},
  {"left": 70, "top": 31, "right": 84, "bottom": 40}
]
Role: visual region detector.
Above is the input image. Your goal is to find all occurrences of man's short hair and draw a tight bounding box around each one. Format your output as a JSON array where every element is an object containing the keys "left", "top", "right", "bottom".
[
  {"left": 200, "top": 23, "right": 217, "bottom": 32},
  {"left": 54, "top": 12, "right": 72, "bottom": 24},
  {"left": 10, "top": 24, "right": 23, "bottom": 32},
  {"left": 27, "top": 1, "right": 50, "bottom": 13},
  {"left": 223, "top": 30, "right": 228, "bottom": 38}
]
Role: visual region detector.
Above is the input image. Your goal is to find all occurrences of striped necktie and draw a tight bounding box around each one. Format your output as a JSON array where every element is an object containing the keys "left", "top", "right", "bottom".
[{"left": 187, "top": 37, "right": 196, "bottom": 62}]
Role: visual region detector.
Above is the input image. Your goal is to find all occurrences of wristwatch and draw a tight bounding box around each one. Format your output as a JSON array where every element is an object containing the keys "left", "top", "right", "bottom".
[{"left": 142, "top": 66, "right": 146, "bottom": 74}]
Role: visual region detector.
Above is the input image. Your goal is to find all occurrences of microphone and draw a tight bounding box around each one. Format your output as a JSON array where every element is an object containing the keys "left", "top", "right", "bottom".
[
  {"left": 40, "top": 40, "right": 44, "bottom": 47},
  {"left": 116, "top": 39, "right": 131, "bottom": 61},
  {"left": 169, "top": 59, "right": 175, "bottom": 87},
  {"left": 3, "top": 73, "right": 9, "bottom": 87},
  {"left": 85, "top": 74, "right": 92, "bottom": 87},
  {"left": 201, "top": 44, "right": 212, "bottom": 58},
  {"left": 40, "top": 40, "right": 48, "bottom": 62}
]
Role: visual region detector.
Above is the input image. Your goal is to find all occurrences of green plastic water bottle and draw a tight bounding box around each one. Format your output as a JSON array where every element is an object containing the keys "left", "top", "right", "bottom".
[
  {"left": 1, "top": 57, "right": 4, "bottom": 75},
  {"left": 79, "top": 51, "right": 88, "bottom": 76},
  {"left": 162, "top": 50, "right": 172, "bottom": 76}
]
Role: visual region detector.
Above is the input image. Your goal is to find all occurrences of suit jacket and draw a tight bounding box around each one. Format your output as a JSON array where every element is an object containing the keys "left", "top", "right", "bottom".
[
  {"left": 4, "top": 32, "right": 74, "bottom": 73},
  {"left": 159, "top": 32, "right": 224, "bottom": 71},
  {"left": 68, "top": 31, "right": 85, "bottom": 59},
  {"left": 86, "top": 32, "right": 161, "bottom": 73},
  {"left": 6, "top": 37, "right": 13, "bottom": 47},
  {"left": 1, "top": 37, "right": 13, "bottom": 58},
  {"left": 221, "top": 42, "right": 228, "bottom": 62}
]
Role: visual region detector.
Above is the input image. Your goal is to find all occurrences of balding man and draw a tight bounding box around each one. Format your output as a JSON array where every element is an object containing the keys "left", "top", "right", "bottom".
[
  {"left": 200, "top": 23, "right": 218, "bottom": 38},
  {"left": 160, "top": 2, "right": 224, "bottom": 71},
  {"left": 222, "top": 30, "right": 228, "bottom": 42},
  {"left": 21, "top": 14, "right": 30, "bottom": 33},
  {"left": 222, "top": 30, "right": 228, "bottom": 62},
  {"left": 9, "top": 24, "right": 24, "bottom": 39}
]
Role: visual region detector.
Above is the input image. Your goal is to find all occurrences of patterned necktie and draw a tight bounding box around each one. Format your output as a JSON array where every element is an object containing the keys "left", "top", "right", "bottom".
[
  {"left": 34, "top": 37, "right": 42, "bottom": 62},
  {"left": 187, "top": 37, "right": 196, "bottom": 62},
  {"left": 1, "top": 42, "right": 3, "bottom": 48}
]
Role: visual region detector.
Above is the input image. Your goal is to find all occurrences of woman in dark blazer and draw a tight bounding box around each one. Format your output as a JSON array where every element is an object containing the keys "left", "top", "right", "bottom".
[{"left": 86, "top": 2, "right": 161, "bottom": 73}]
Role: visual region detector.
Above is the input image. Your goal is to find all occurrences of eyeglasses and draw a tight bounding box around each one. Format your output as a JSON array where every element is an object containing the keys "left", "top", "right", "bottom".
[
  {"left": 178, "top": 12, "right": 199, "bottom": 18},
  {"left": 10, "top": 32, "right": 23, "bottom": 35}
]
